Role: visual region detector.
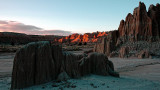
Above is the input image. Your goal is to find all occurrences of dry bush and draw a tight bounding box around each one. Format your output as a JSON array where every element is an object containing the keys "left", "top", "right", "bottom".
[{"left": 63, "top": 46, "right": 82, "bottom": 51}]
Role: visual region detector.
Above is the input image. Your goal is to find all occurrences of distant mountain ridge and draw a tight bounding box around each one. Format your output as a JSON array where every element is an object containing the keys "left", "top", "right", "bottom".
[{"left": 0, "top": 32, "right": 64, "bottom": 45}]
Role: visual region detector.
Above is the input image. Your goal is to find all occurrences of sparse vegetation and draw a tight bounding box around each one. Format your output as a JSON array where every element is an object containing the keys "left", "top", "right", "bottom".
[
  {"left": 63, "top": 46, "right": 82, "bottom": 51},
  {"left": 83, "top": 42, "right": 87, "bottom": 45},
  {"left": 78, "top": 42, "right": 82, "bottom": 46},
  {"left": 62, "top": 43, "right": 95, "bottom": 51},
  {"left": 0, "top": 45, "right": 23, "bottom": 52}
]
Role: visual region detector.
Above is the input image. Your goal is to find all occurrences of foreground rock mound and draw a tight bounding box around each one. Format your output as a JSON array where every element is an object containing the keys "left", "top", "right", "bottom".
[
  {"left": 11, "top": 41, "right": 56, "bottom": 89},
  {"left": 11, "top": 41, "right": 118, "bottom": 89}
]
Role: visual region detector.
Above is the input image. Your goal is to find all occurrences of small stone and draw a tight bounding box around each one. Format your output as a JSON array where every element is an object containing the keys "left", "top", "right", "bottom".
[
  {"left": 71, "top": 85, "right": 76, "bottom": 88},
  {"left": 42, "top": 86, "right": 45, "bottom": 89},
  {"left": 101, "top": 83, "right": 105, "bottom": 86},
  {"left": 93, "top": 86, "right": 97, "bottom": 88},
  {"left": 52, "top": 84, "right": 58, "bottom": 87},
  {"left": 59, "top": 87, "right": 63, "bottom": 90}
]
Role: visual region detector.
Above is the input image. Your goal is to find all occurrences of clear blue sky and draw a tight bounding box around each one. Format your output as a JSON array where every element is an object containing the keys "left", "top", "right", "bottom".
[{"left": 0, "top": 0, "right": 159, "bottom": 34}]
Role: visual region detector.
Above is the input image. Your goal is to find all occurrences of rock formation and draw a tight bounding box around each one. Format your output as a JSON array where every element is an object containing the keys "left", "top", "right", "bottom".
[
  {"left": 94, "top": 30, "right": 119, "bottom": 56},
  {"left": 58, "top": 32, "right": 108, "bottom": 43},
  {"left": 118, "top": 2, "right": 160, "bottom": 42},
  {"left": 11, "top": 41, "right": 56, "bottom": 89},
  {"left": 137, "top": 50, "right": 151, "bottom": 59},
  {"left": 11, "top": 41, "right": 119, "bottom": 89},
  {"left": 94, "top": 2, "right": 160, "bottom": 58}
]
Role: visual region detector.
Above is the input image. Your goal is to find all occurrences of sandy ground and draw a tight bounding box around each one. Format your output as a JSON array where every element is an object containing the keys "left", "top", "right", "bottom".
[
  {"left": 26, "top": 75, "right": 160, "bottom": 90},
  {"left": 0, "top": 53, "right": 15, "bottom": 78},
  {"left": 0, "top": 53, "right": 160, "bottom": 90},
  {"left": 109, "top": 58, "right": 160, "bottom": 82}
]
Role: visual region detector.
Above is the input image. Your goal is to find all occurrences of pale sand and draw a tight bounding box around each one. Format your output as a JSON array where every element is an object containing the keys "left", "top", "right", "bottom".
[
  {"left": 0, "top": 53, "right": 160, "bottom": 90},
  {"left": 109, "top": 58, "right": 160, "bottom": 82},
  {"left": 0, "top": 53, "right": 15, "bottom": 78}
]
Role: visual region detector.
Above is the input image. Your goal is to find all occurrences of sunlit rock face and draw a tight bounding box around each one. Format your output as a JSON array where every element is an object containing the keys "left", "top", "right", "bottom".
[
  {"left": 11, "top": 41, "right": 118, "bottom": 89},
  {"left": 58, "top": 32, "right": 108, "bottom": 43}
]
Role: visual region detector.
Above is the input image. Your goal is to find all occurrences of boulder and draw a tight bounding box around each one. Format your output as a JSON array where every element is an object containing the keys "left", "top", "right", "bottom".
[
  {"left": 57, "top": 71, "right": 70, "bottom": 81},
  {"left": 137, "top": 50, "right": 150, "bottom": 59},
  {"left": 80, "top": 53, "right": 109, "bottom": 76}
]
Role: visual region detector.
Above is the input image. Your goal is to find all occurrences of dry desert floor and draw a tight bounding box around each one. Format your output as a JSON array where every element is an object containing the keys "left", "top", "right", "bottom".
[{"left": 0, "top": 52, "right": 160, "bottom": 90}]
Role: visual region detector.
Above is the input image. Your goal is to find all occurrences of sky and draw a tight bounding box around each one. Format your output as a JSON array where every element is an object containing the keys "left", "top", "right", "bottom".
[{"left": 0, "top": 0, "right": 159, "bottom": 36}]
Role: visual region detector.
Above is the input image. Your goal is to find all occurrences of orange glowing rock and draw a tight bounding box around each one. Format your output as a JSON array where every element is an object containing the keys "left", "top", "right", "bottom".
[
  {"left": 91, "top": 38, "right": 98, "bottom": 42},
  {"left": 97, "top": 32, "right": 108, "bottom": 37},
  {"left": 58, "top": 38, "right": 63, "bottom": 43},
  {"left": 71, "top": 35, "right": 82, "bottom": 43},
  {"left": 58, "top": 32, "right": 108, "bottom": 43},
  {"left": 82, "top": 34, "right": 89, "bottom": 42},
  {"left": 65, "top": 36, "right": 68, "bottom": 39},
  {"left": 69, "top": 33, "right": 79, "bottom": 40}
]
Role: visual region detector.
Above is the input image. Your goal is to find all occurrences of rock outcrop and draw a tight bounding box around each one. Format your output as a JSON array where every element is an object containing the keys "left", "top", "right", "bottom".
[
  {"left": 118, "top": 2, "right": 160, "bottom": 42},
  {"left": 11, "top": 41, "right": 119, "bottom": 89},
  {"left": 94, "top": 2, "right": 160, "bottom": 58},
  {"left": 11, "top": 41, "right": 56, "bottom": 89},
  {"left": 94, "top": 30, "right": 119, "bottom": 56}
]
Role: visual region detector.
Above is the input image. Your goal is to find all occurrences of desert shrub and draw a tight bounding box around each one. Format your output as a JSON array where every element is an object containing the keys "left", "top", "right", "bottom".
[
  {"left": 83, "top": 42, "right": 87, "bottom": 45},
  {"left": 78, "top": 42, "right": 82, "bottom": 46},
  {"left": 11, "top": 42, "right": 15, "bottom": 46}
]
